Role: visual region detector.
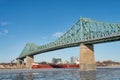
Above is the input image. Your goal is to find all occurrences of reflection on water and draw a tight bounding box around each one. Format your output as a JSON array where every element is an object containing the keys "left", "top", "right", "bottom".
[
  {"left": 13, "top": 73, "right": 33, "bottom": 80},
  {"left": 15, "top": 73, "right": 24, "bottom": 80},
  {"left": 0, "top": 73, "right": 33, "bottom": 80},
  {"left": 0, "top": 68, "right": 120, "bottom": 80},
  {"left": 80, "top": 70, "right": 96, "bottom": 80}
]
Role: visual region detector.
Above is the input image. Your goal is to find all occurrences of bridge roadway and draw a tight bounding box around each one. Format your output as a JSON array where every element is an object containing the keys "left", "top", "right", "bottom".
[{"left": 17, "top": 18, "right": 120, "bottom": 70}]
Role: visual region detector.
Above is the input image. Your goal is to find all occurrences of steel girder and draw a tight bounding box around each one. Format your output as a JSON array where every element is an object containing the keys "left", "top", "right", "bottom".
[{"left": 18, "top": 18, "right": 120, "bottom": 59}]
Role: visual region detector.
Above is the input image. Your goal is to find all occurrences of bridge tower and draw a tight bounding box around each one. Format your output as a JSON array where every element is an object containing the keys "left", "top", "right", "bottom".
[{"left": 80, "top": 44, "right": 96, "bottom": 70}]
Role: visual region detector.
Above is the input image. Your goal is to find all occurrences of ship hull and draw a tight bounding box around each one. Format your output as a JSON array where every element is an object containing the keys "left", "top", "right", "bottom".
[{"left": 32, "top": 64, "right": 79, "bottom": 69}]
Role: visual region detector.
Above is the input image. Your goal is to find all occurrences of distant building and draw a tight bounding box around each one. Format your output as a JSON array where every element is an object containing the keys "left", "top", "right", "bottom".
[
  {"left": 62, "top": 60, "right": 69, "bottom": 64},
  {"left": 96, "top": 60, "right": 120, "bottom": 67},
  {"left": 52, "top": 58, "right": 62, "bottom": 64},
  {"left": 71, "top": 57, "right": 79, "bottom": 64}
]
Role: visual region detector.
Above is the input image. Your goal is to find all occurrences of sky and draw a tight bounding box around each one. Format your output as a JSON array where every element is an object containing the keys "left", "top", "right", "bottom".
[{"left": 0, "top": 0, "right": 120, "bottom": 63}]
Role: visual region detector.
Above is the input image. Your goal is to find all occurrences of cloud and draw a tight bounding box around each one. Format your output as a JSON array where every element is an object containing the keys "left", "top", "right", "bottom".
[
  {"left": 0, "top": 22, "right": 9, "bottom": 26},
  {"left": 3, "top": 29, "right": 8, "bottom": 34},
  {"left": 0, "top": 29, "right": 8, "bottom": 35},
  {"left": 52, "top": 32, "right": 64, "bottom": 38}
]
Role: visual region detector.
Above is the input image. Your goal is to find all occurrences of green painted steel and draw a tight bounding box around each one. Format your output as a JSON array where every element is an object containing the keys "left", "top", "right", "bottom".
[{"left": 18, "top": 18, "right": 120, "bottom": 59}]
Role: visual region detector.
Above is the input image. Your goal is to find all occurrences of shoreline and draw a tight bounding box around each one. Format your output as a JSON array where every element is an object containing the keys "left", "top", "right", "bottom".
[
  {"left": 0, "top": 65, "right": 120, "bottom": 70},
  {"left": 97, "top": 66, "right": 120, "bottom": 69}
]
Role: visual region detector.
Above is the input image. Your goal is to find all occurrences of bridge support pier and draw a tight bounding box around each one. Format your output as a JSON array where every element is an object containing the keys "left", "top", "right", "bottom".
[
  {"left": 26, "top": 55, "right": 34, "bottom": 69},
  {"left": 17, "top": 59, "right": 24, "bottom": 69},
  {"left": 80, "top": 44, "right": 96, "bottom": 71}
]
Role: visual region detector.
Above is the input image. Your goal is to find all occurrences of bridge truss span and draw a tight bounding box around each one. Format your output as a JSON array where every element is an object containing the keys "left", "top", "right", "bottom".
[{"left": 18, "top": 17, "right": 120, "bottom": 59}]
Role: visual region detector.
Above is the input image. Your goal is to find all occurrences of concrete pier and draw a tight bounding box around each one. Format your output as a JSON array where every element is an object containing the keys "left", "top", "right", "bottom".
[
  {"left": 80, "top": 44, "right": 96, "bottom": 71},
  {"left": 26, "top": 55, "right": 34, "bottom": 69},
  {"left": 17, "top": 59, "right": 24, "bottom": 69}
]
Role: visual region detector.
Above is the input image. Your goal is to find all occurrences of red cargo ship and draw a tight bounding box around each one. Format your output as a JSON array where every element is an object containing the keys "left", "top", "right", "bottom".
[{"left": 32, "top": 63, "right": 79, "bottom": 69}]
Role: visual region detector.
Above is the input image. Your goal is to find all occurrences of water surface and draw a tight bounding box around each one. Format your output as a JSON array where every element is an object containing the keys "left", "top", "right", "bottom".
[{"left": 0, "top": 68, "right": 120, "bottom": 80}]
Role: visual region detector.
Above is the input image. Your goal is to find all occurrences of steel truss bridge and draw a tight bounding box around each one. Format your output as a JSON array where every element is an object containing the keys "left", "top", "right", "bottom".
[{"left": 18, "top": 18, "right": 120, "bottom": 59}]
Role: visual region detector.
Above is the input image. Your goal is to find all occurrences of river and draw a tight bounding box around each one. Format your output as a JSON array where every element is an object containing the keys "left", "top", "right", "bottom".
[{"left": 0, "top": 68, "right": 120, "bottom": 80}]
